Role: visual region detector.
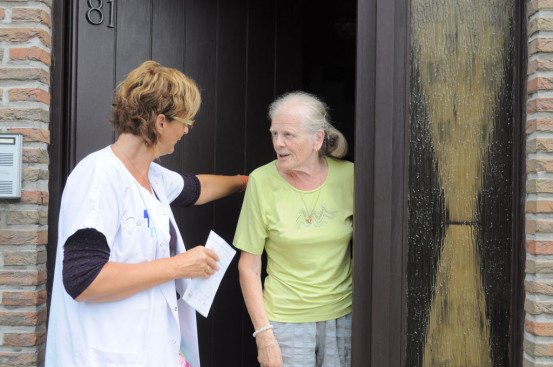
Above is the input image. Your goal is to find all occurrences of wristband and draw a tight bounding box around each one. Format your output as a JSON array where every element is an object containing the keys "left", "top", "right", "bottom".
[
  {"left": 252, "top": 324, "right": 273, "bottom": 338},
  {"left": 237, "top": 174, "right": 249, "bottom": 192}
]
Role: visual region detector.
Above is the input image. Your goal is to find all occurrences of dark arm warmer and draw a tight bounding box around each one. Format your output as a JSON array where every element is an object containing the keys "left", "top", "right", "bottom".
[
  {"left": 63, "top": 228, "right": 110, "bottom": 300},
  {"left": 171, "top": 173, "right": 201, "bottom": 207}
]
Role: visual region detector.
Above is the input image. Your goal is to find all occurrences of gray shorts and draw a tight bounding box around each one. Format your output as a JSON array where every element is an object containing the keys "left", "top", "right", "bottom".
[{"left": 271, "top": 313, "right": 352, "bottom": 367}]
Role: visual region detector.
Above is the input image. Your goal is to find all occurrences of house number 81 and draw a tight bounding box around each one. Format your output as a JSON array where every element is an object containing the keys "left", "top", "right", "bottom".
[{"left": 86, "top": 0, "right": 116, "bottom": 28}]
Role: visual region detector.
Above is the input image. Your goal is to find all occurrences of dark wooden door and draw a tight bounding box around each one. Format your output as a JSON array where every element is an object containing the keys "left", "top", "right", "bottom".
[
  {"left": 66, "top": 1, "right": 295, "bottom": 365},
  {"left": 50, "top": 1, "right": 357, "bottom": 366}
]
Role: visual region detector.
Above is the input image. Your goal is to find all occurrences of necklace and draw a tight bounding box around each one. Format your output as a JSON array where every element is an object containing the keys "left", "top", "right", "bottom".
[
  {"left": 112, "top": 143, "right": 152, "bottom": 192},
  {"left": 299, "top": 187, "right": 322, "bottom": 224}
]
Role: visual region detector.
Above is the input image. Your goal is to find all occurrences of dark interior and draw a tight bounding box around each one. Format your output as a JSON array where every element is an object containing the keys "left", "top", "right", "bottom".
[{"left": 301, "top": 0, "right": 356, "bottom": 162}]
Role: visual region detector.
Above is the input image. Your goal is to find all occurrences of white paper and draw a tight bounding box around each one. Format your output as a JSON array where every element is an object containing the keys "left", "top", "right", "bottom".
[{"left": 183, "top": 230, "right": 236, "bottom": 317}]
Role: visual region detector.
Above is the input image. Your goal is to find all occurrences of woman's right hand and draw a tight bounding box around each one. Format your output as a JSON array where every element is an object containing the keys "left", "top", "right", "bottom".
[
  {"left": 256, "top": 330, "right": 283, "bottom": 367},
  {"left": 172, "top": 246, "right": 219, "bottom": 279}
]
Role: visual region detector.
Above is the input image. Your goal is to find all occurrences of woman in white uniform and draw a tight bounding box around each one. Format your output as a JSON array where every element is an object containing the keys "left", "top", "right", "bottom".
[{"left": 45, "top": 61, "right": 248, "bottom": 367}]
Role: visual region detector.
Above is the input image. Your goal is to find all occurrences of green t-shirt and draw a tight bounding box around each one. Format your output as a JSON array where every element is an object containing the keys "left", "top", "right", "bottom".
[{"left": 233, "top": 157, "right": 354, "bottom": 323}]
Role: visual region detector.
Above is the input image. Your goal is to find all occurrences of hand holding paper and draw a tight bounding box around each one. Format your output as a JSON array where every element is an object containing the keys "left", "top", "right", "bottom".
[{"left": 183, "top": 230, "right": 236, "bottom": 317}]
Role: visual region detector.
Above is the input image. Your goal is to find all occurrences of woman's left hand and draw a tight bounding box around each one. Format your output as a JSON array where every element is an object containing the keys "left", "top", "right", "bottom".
[{"left": 256, "top": 331, "right": 283, "bottom": 367}]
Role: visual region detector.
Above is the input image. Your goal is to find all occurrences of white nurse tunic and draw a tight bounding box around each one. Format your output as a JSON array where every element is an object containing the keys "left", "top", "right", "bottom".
[{"left": 45, "top": 146, "right": 200, "bottom": 367}]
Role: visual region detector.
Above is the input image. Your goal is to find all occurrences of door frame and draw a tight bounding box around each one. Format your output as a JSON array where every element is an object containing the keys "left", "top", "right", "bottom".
[
  {"left": 48, "top": 0, "right": 71, "bottom": 306},
  {"left": 352, "top": 0, "right": 407, "bottom": 365}
]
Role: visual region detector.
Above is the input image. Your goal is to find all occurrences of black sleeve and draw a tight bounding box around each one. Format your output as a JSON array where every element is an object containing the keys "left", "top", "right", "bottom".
[
  {"left": 62, "top": 228, "right": 110, "bottom": 300},
  {"left": 170, "top": 173, "right": 201, "bottom": 207}
]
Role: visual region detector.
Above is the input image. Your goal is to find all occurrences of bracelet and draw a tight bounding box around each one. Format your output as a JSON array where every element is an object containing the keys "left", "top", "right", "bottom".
[
  {"left": 252, "top": 324, "right": 273, "bottom": 338},
  {"left": 237, "top": 174, "right": 249, "bottom": 192},
  {"left": 257, "top": 341, "right": 275, "bottom": 350}
]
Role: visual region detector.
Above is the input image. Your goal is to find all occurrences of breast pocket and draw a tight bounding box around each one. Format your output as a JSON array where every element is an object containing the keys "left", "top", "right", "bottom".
[
  {"left": 116, "top": 215, "right": 156, "bottom": 262},
  {"left": 120, "top": 215, "right": 148, "bottom": 233}
]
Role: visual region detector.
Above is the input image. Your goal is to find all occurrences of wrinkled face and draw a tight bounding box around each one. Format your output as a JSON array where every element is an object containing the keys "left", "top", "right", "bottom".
[{"left": 270, "top": 112, "right": 320, "bottom": 173}]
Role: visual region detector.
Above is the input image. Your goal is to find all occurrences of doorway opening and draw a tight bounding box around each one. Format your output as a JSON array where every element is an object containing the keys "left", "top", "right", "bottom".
[
  {"left": 211, "top": 1, "right": 357, "bottom": 365},
  {"left": 299, "top": 0, "right": 356, "bottom": 161}
]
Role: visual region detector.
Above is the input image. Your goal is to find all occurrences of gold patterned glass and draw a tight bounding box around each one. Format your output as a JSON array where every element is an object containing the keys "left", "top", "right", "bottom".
[{"left": 407, "top": 1, "right": 515, "bottom": 366}]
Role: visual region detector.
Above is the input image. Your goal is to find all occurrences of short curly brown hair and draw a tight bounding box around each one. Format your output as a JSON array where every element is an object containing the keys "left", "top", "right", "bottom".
[{"left": 111, "top": 60, "right": 201, "bottom": 147}]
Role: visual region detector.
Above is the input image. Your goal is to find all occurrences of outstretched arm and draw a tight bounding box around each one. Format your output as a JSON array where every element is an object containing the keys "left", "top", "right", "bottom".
[{"left": 195, "top": 174, "right": 247, "bottom": 205}]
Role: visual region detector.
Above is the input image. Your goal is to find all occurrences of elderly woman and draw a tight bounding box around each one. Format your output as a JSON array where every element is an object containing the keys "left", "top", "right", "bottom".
[
  {"left": 234, "top": 92, "right": 354, "bottom": 367},
  {"left": 46, "top": 61, "right": 247, "bottom": 367}
]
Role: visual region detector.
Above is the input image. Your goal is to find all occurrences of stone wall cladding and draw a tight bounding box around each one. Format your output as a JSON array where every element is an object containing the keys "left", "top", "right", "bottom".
[{"left": 0, "top": 0, "right": 51, "bottom": 366}]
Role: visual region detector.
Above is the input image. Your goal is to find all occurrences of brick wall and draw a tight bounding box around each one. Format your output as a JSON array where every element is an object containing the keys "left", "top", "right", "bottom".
[
  {"left": 0, "top": 0, "right": 51, "bottom": 366},
  {"left": 526, "top": 0, "right": 553, "bottom": 365}
]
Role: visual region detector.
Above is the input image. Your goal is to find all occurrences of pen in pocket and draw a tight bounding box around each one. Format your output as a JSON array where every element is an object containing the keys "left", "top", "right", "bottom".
[{"left": 143, "top": 209, "right": 149, "bottom": 227}]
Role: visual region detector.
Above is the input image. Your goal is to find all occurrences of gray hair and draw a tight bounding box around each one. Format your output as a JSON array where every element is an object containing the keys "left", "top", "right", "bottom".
[{"left": 268, "top": 91, "right": 348, "bottom": 158}]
